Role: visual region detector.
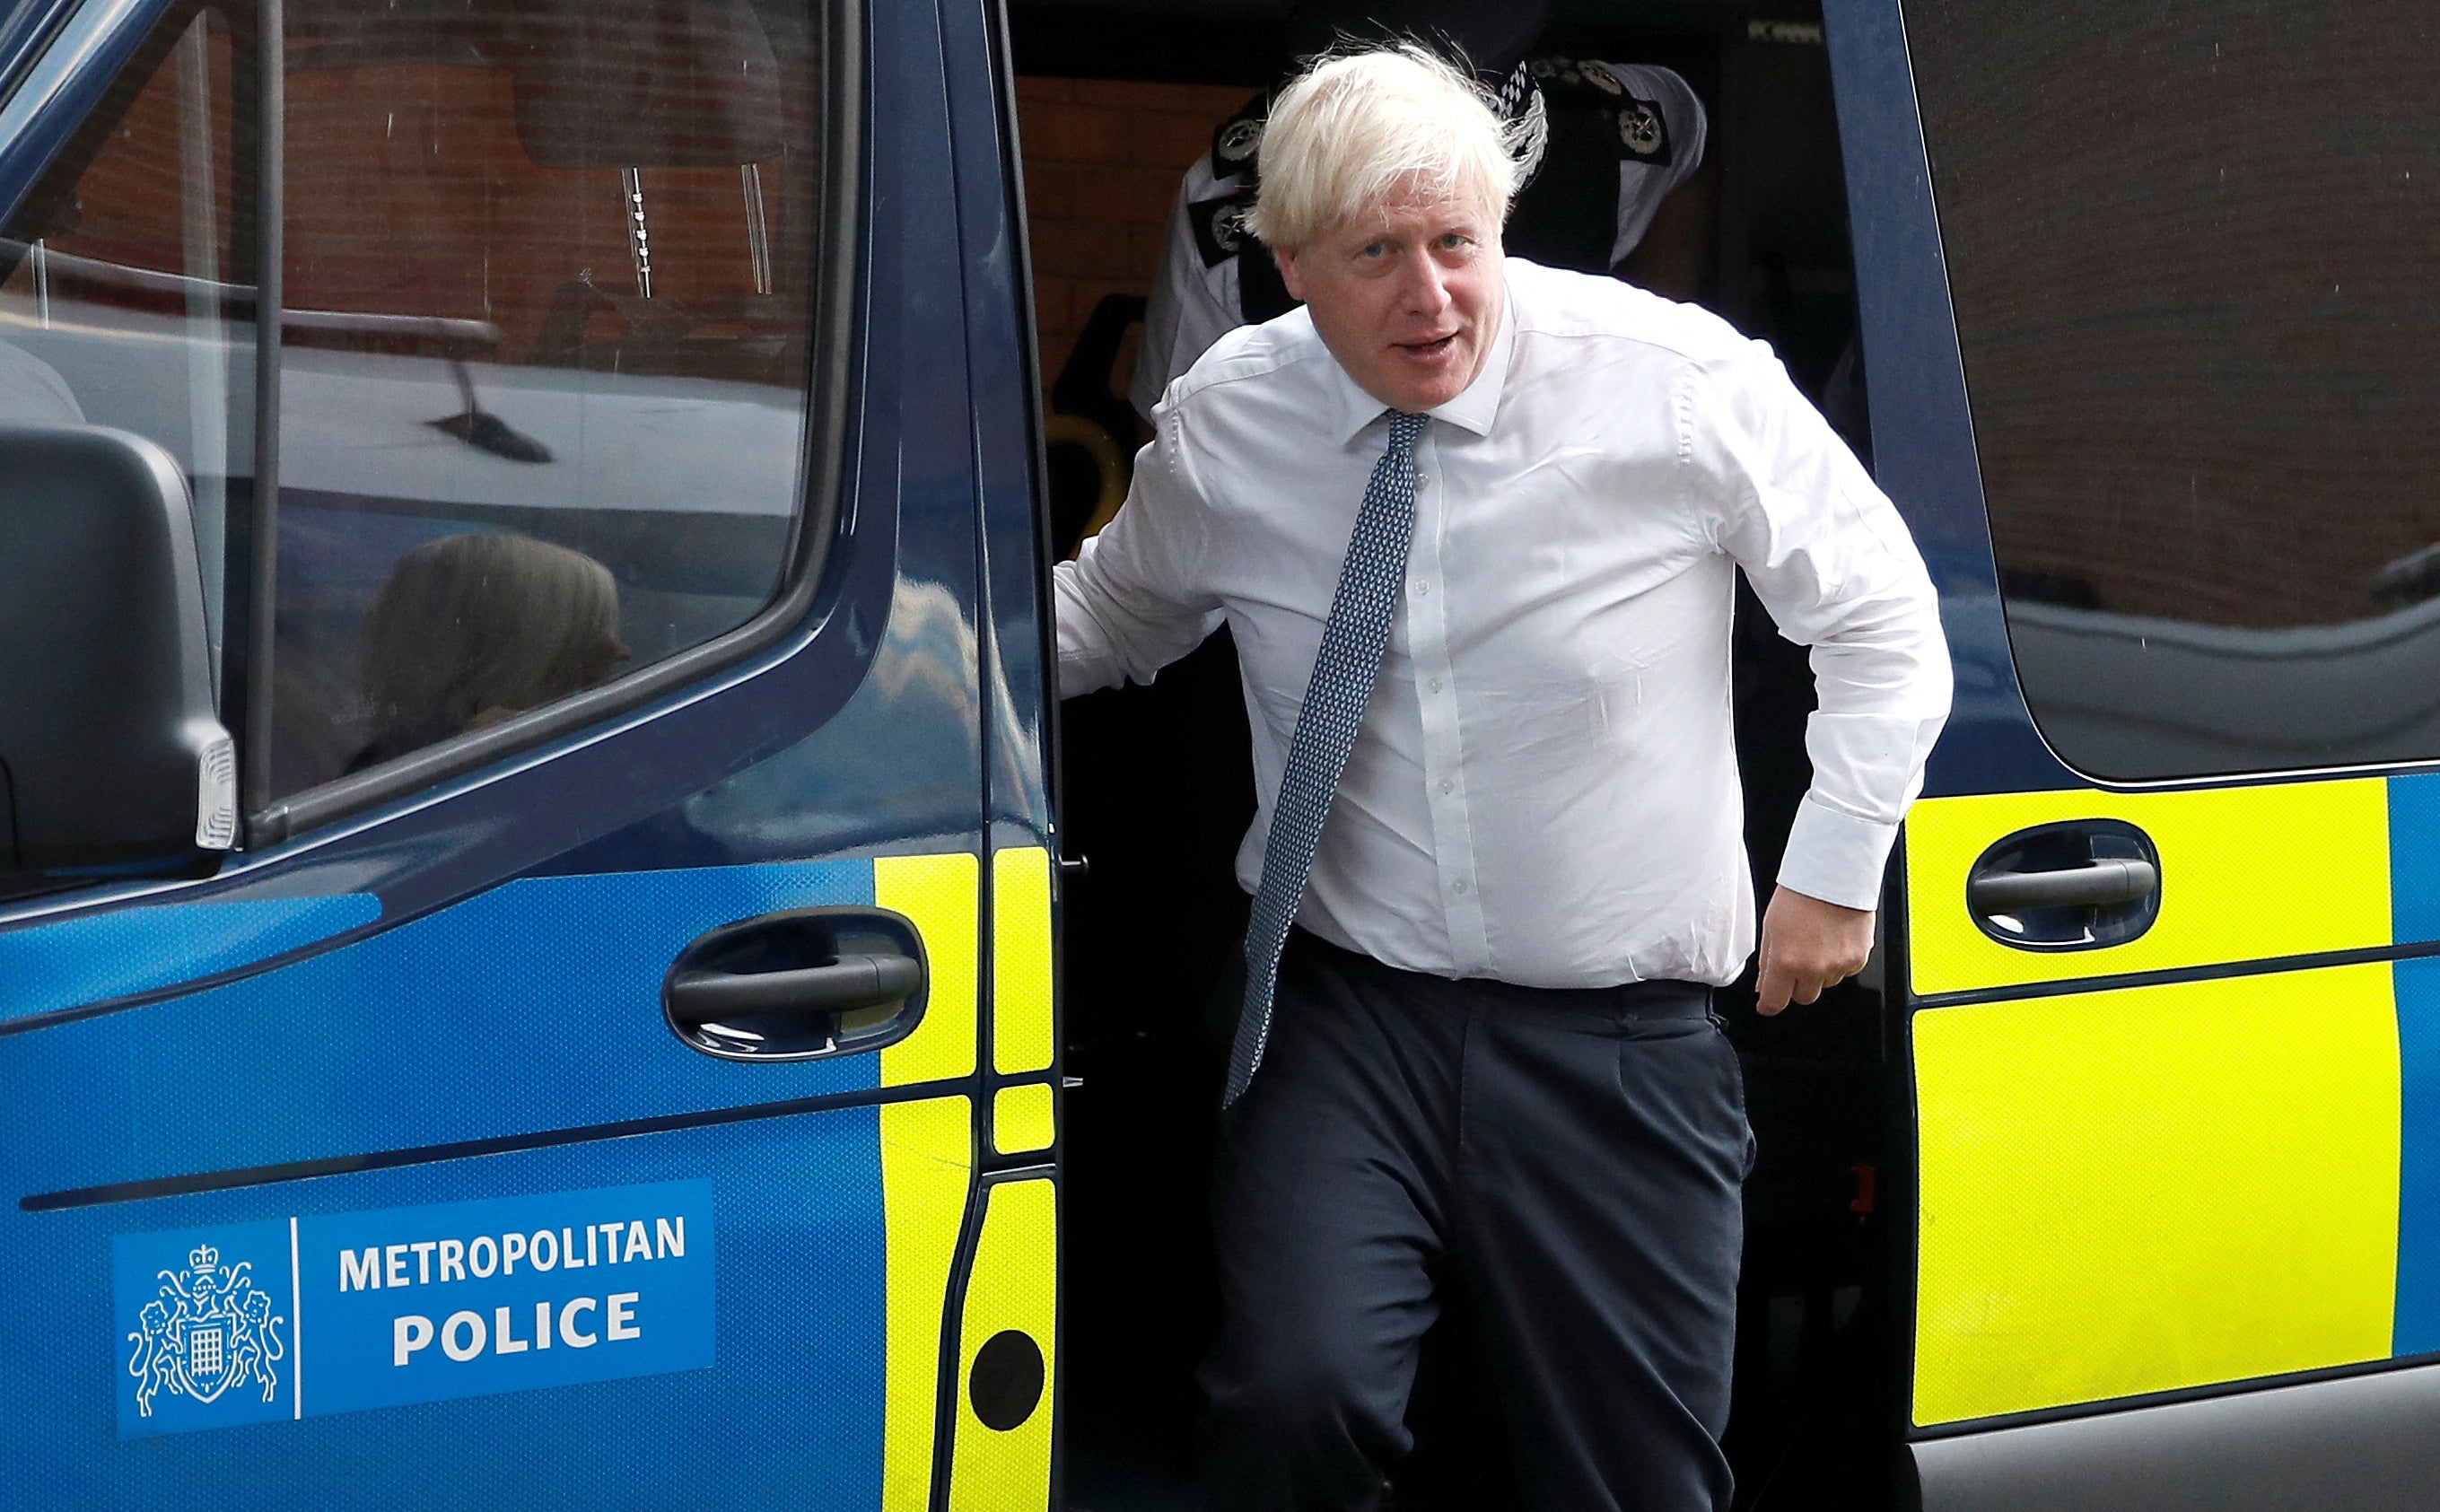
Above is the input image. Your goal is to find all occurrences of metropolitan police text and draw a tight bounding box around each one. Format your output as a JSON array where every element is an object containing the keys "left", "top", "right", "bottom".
[
  {"left": 334, "top": 1212, "right": 687, "bottom": 1368},
  {"left": 340, "top": 1214, "right": 686, "bottom": 1290}
]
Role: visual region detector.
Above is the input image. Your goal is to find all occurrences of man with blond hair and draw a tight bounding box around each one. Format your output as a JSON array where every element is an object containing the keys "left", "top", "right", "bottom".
[
  {"left": 1126, "top": 0, "right": 1709, "bottom": 420},
  {"left": 1054, "top": 44, "right": 1951, "bottom": 1511}
]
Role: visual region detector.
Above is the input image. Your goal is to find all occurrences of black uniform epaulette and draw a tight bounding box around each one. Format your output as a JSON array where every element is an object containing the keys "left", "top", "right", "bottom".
[
  {"left": 1188, "top": 188, "right": 1261, "bottom": 270},
  {"left": 1208, "top": 91, "right": 1272, "bottom": 180},
  {"left": 1529, "top": 57, "right": 1674, "bottom": 167}
]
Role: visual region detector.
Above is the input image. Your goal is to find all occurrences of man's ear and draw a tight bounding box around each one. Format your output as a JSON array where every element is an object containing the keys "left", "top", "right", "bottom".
[{"left": 1274, "top": 244, "right": 1308, "bottom": 302}]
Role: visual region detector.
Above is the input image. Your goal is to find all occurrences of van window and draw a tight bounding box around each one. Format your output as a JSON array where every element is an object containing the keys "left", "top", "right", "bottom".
[
  {"left": 0, "top": 0, "right": 827, "bottom": 806},
  {"left": 0, "top": 4, "right": 251, "bottom": 681},
  {"left": 1903, "top": 0, "right": 2440, "bottom": 780},
  {"left": 271, "top": 0, "right": 826, "bottom": 791}
]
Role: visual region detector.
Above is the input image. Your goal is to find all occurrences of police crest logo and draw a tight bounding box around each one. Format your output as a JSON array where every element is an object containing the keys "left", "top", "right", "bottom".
[
  {"left": 127, "top": 1244, "right": 289, "bottom": 1416},
  {"left": 1189, "top": 190, "right": 1262, "bottom": 268},
  {"left": 1211, "top": 200, "right": 1251, "bottom": 253},
  {"left": 1618, "top": 98, "right": 1667, "bottom": 160},
  {"left": 1213, "top": 114, "right": 1264, "bottom": 170},
  {"left": 114, "top": 1216, "right": 297, "bottom": 1437}
]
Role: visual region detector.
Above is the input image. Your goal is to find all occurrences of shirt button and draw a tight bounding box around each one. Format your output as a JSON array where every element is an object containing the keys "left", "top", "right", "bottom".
[
  {"left": 1411, "top": 579, "right": 1428, "bottom": 597},
  {"left": 1452, "top": 879, "right": 1470, "bottom": 896},
  {"left": 1428, "top": 677, "right": 1444, "bottom": 693},
  {"left": 1417, "top": 475, "right": 1432, "bottom": 490},
  {"left": 1439, "top": 779, "right": 1454, "bottom": 795}
]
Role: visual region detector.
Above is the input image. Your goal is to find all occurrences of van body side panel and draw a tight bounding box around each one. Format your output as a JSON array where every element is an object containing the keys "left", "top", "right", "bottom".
[
  {"left": 946, "top": 1176, "right": 1058, "bottom": 1506},
  {"left": 939, "top": 0, "right": 1057, "bottom": 858},
  {"left": 0, "top": 0, "right": 1005, "bottom": 1503},
  {"left": 883, "top": 1094, "right": 979, "bottom": 1510},
  {"left": 1828, "top": 0, "right": 2440, "bottom": 1502},
  {"left": 26, "top": 1112, "right": 897, "bottom": 1502},
  {"left": 1912, "top": 1365, "right": 2440, "bottom": 1512},
  {"left": 1912, "top": 964, "right": 2400, "bottom": 1425},
  {"left": 1904, "top": 782, "right": 2392, "bottom": 996},
  {"left": 939, "top": 0, "right": 1064, "bottom": 1498}
]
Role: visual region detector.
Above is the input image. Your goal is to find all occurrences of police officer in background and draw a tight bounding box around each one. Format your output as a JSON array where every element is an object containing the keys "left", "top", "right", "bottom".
[{"left": 1128, "top": 0, "right": 1708, "bottom": 420}]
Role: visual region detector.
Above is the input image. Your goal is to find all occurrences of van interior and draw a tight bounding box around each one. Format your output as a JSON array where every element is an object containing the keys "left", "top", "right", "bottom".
[{"left": 1014, "top": 2, "right": 1894, "bottom": 1508}]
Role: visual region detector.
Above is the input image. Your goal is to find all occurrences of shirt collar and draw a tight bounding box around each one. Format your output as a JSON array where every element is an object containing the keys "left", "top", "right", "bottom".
[{"left": 1322, "top": 284, "right": 1519, "bottom": 446}]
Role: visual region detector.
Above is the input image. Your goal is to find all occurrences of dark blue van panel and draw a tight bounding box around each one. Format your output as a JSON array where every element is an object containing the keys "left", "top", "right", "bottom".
[
  {"left": 0, "top": 0, "right": 1018, "bottom": 1504},
  {"left": 1824, "top": 0, "right": 2077, "bottom": 800}
]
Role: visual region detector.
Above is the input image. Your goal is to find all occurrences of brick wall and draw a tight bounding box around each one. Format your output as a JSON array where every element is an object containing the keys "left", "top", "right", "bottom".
[
  {"left": 1911, "top": 0, "right": 2440, "bottom": 631},
  {"left": 1015, "top": 76, "right": 1259, "bottom": 412},
  {"left": 22, "top": 31, "right": 809, "bottom": 363}
]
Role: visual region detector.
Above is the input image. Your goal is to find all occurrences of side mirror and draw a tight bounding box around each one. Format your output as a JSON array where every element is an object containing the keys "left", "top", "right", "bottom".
[{"left": 0, "top": 424, "right": 236, "bottom": 877}]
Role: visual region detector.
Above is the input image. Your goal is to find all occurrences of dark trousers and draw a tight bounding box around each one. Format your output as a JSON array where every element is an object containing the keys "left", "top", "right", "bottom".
[{"left": 1202, "top": 931, "right": 1753, "bottom": 1511}]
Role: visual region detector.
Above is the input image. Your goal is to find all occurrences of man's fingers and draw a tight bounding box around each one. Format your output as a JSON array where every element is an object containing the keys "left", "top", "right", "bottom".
[
  {"left": 1756, "top": 886, "right": 1875, "bottom": 1017},
  {"left": 1756, "top": 957, "right": 1791, "bottom": 1016},
  {"left": 1757, "top": 888, "right": 1876, "bottom": 1016},
  {"left": 1762, "top": 957, "right": 1859, "bottom": 1015}
]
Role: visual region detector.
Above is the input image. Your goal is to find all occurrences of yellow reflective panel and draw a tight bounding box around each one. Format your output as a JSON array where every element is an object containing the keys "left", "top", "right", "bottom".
[
  {"left": 882, "top": 1096, "right": 975, "bottom": 1509},
  {"left": 879, "top": 852, "right": 981, "bottom": 1087},
  {"left": 992, "top": 847, "right": 1055, "bottom": 1076},
  {"left": 949, "top": 1178, "right": 1058, "bottom": 1511},
  {"left": 1905, "top": 782, "right": 2390, "bottom": 995},
  {"left": 1911, "top": 964, "right": 2400, "bottom": 1425},
  {"left": 992, "top": 1082, "right": 1055, "bottom": 1157}
]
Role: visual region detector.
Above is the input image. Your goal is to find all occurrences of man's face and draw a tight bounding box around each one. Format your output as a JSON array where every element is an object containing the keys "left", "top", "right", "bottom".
[{"left": 1275, "top": 182, "right": 1504, "bottom": 415}]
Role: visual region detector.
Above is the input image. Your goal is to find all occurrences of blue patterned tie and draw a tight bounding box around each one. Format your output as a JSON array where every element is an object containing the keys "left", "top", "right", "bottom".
[{"left": 1226, "top": 409, "right": 1430, "bottom": 1107}]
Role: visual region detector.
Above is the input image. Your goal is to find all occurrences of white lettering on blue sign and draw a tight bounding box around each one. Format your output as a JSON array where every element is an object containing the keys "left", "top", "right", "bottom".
[
  {"left": 336, "top": 1216, "right": 687, "bottom": 1289},
  {"left": 391, "top": 1292, "right": 644, "bottom": 1366},
  {"left": 114, "top": 1179, "right": 713, "bottom": 1438}
]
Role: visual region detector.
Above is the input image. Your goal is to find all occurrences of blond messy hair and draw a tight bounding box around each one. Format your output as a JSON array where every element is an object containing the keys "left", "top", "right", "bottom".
[{"left": 1246, "top": 43, "right": 1521, "bottom": 251}]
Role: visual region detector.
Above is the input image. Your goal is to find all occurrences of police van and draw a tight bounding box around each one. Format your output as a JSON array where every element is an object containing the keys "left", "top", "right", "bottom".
[{"left": 0, "top": 0, "right": 2427, "bottom": 1507}]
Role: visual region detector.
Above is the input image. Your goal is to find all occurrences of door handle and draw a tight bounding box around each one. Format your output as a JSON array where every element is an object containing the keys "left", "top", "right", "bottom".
[
  {"left": 662, "top": 907, "right": 928, "bottom": 1061},
  {"left": 1965, "top": 858, "right": 2158, "bottom": 915},
  {"left": 1965, "top": 820, "right": 2163, "bottom": 950},
  {"left": 668, "top": 952, "right": 923, "bottom": 1022}
]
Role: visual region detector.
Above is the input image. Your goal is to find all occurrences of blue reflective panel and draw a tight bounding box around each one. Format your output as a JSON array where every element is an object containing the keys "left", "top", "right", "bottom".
[
  {"left": 1, "top": 860, "right": 882, "bottom": 1197},
  {"left": 0, "top": 893, "right": 379, "bottom": 1023},
  {"left": 15, "top": 1111, "right": 888, "bottom": 1506}
]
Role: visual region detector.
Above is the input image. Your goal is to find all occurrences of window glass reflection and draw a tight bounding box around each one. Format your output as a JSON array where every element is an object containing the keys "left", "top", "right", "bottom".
[
  {"left": 271, "top": 0, "right": 823, "bottom": 793},
  {"left": 1905, "top": 0, "right": 2440, "bottom": 778},
  {"left": 351, "top": 532, "right": 628, "bottom": 772}
]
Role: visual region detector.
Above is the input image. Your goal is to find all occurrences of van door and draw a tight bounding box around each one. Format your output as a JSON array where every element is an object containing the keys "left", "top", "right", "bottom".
[
  {"left": 0, "top": 0, "right": 1052, "bottom": 1504},
  {"left": 1828, "top": 0, "right": 2440, "bottom": 1504}
]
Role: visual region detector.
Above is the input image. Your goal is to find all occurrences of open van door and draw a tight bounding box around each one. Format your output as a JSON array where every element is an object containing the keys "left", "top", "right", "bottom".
[
  {"left": 0, "top": 0, "right": 1056, "bottom": 1504},
  {"left": 1830, "top": 0, "right": 2440, "bottom": 1505}
]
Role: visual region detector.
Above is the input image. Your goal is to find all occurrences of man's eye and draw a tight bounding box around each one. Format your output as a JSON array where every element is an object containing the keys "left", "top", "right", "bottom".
[
  {"left": 1439, "top": 233, "right": 1473, "bottom": 249},
  {"left": 1360, "top": 242, "right": 1390, "bottom": 258}
]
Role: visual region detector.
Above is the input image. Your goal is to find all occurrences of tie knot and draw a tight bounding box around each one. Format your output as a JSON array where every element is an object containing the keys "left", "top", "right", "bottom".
[{"left": 1385, "top": 410, "right": 1429, "bottom": 453}]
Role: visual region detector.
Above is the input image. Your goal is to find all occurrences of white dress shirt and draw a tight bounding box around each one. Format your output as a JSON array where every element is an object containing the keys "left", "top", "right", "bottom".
[{"left": 1058, "top": 259, "right": 1952, "bottom": 989}]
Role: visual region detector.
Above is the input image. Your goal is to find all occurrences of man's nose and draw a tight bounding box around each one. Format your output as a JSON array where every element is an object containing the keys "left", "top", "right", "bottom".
[{"left": 1398, "top": 253, "right": 1452, "bottom": 315}]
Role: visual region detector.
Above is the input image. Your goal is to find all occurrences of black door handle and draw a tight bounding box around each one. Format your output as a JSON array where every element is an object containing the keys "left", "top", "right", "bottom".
[
  {"left": 1966, "top": 858, "right": 2158, "bottom": 915},
  {"left": 662, "top": 907, "right": 929, "bottom": 1061},
  {"left": 667, "top": 952, "right": 923, "bottom": 1023},
  {"left": 1964, "top": 820, "right": 2163, "bottom": 950}
]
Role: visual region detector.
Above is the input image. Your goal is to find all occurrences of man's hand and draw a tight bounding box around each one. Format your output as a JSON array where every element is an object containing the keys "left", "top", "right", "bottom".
[{"left": 1755, "top": 886, "right": 1876, "bottom": 1015}]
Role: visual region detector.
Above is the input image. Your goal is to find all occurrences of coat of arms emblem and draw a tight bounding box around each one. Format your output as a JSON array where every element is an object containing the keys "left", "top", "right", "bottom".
[{"left": 126, "top": 1244, "right": 287, "bottom": 1417}]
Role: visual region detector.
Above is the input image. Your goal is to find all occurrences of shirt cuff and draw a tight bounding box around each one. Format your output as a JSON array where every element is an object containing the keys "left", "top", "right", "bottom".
[{"left": 1775, "top": 796, "right": 1901, "bottom": 912}]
